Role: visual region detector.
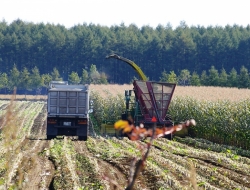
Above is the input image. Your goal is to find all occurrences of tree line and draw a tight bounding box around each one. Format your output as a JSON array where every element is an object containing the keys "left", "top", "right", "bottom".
[
  {"left": 0, "top": 63, "right": 249, "bottom": 95},
  {"left": 160, "top": 65, "right": 249, "bottom": 88},
  {"left": 1, "top": 19, "right": 250, "bottom": 85},
  {"left": 0, "top": 64, "right": 108, "bottom": 94}
]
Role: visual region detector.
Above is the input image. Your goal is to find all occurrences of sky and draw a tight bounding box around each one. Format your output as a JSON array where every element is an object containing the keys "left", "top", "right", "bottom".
[{"left": 0, "top": 0, "right": 249, "bottom": 29}]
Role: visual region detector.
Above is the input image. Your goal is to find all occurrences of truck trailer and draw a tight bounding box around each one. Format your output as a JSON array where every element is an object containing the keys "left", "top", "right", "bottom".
[{"left": 46, "top": 81, "right": 92, "bottom": 141}]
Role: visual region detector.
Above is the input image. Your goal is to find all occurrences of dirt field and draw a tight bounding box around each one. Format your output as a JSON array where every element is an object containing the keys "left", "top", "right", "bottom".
[{"left": 0, "top": 100, "right": 249, "bottom": 190}]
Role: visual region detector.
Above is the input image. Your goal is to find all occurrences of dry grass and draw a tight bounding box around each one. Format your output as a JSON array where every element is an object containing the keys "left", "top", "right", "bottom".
[
  {"left": 1, "top": 85, "right": 250, "bottom": 102},
  {"left": 90, "top": 84, "right": 250, "bottom": 102},
  {"left": 90, "top": 84, "right": 132, "bottom": 98},
  {"left": 0, "top": 94, "right": 46, "bottom": 101},
  {"left": 174, "top": 86, "right": 250, "bottom": 101}
]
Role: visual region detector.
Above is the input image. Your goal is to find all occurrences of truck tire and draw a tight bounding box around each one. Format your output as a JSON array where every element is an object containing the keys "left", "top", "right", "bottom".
[
  {"left": 78, "top": 136, "right": 87, "bottom": 141},
  {"left": 47, "top": 135, "right": 56, "bottom": 140}
]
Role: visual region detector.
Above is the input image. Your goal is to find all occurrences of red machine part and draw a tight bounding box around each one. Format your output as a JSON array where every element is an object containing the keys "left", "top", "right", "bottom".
[{"left": 133, "top": 80, "right": 176, "bottom": 125}]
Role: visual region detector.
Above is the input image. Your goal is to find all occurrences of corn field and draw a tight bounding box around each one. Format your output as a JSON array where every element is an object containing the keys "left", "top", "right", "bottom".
[
  {"left": 0, "top": 85, "right": 249, "bottom": 189},
  {"left": 90, "top": 85, "right": 250, "bottom": 149}
]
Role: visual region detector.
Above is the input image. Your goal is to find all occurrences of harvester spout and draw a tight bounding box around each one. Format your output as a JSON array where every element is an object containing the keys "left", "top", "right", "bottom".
[
  {"left": 106, "top": 54, "right": 120, "bottom": 59},
  {"left": 106, "top": 54, "right": 147, "bottom": 81}
]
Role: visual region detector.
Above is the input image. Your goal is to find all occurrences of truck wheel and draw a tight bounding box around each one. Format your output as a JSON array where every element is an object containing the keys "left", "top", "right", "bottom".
[
  {"left": 47, "top": 135, "right": 56, "bottom": 140},
  {"left": 78, "top": 136, "right": 87, "bottom": 141}
]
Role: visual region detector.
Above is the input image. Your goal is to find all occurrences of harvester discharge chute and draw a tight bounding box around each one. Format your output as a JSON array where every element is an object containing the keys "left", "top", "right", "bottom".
[{"left": 103, "top": 54, "right": 177, "bottom": 139}]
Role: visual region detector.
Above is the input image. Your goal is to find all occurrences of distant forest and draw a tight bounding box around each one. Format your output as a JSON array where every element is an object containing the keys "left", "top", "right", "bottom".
[{"left": 1, "top": 19, "right": 250, "bottom": 88}]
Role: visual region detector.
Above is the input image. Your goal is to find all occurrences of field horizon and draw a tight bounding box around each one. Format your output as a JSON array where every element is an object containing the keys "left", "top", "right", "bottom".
[{"left": 1, "top": 85, "right": 250, "bottom": 102}]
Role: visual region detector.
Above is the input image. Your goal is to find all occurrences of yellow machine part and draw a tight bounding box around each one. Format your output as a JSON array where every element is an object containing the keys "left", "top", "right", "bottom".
[
  {"left": 174, "top": 127, "right": 189, "bottom": 137},
  {"left": 101, "top": 123, "right": 120, "bottom": 137},
  {"left": 106, "top": 54, "right": 147, "bottom": 81}
]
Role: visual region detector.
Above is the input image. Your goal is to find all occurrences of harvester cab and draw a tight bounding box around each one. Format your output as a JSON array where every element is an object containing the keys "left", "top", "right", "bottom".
[{"left": 105, "top": 54, "right": 176, "bottom": 139}]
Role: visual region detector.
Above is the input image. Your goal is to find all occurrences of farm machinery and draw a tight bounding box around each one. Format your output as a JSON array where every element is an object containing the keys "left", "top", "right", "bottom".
[
  {"left": 46, "top": 81, "right": 93, "bottom": 141},
  {"left": 102, "top": 54, "right": 176, "bottom": 139}
]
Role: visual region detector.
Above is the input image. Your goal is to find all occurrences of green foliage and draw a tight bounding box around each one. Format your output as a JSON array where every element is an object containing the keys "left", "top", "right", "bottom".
[
  {"left": 88, "top": 64, "right": 108, "bottom": 84},
  {"left": 99, "top": 72, "right": 108, "bottom": 84},
  {"left": 68, "top": 71, "right": 81, "bottom": 84},
  {"left": 168, "top": 97, "right": 250, "bottom": 149},
  {"left": 19, "top": 67, "right": 31, "bottom": 91},
  {"left": 190, "top": 71, "right": 200, "bottom": 86},
  {"left": 168, "top": 71, "right": 178, "bottom": 83},
  {"left": 200, "top": 70, "right": 208, "bottom": 86},
  {"left": 30, "top": 66, "right": 42, "bottom": 90},
  {"left": 178, "top": 69, "right": 191, "bottom": 85},
  {"left": 219, "top": 68, "right": 228, "bottom": 87},
  {"left": 159, "top": 70, "right": 168, "bottom": 82},
  {"left": 81, "top": 69, "right": 89, "bottom": 84},
  {"left": 2, "top": 20, "right": 250, "bottom": 85},
  {"left": 89, "top": 64, "right": 100, "bottom": 84},
  {"left": 90, "top": 90, "right": 125, "bottom": 130},
  {"left": 0, "top": 72, "right": 8, "bottom": 90},
  {"left": 8, "top": 64, "right": 20, "bottom": 90},
  {"left": 51, "top": 67, "right": 62, "bottom": 81},
  {"left": 0, "top": 65, "right": 109, "bottom": 92},
  {"left": 75, "top": 154, "right": 103, "bottom": 189},
  {"left": 89, "top": 88, "right": 250, "bottom": 150},
  {"left": 238, "top": 66, "right": 249, "bottom": 88},
  {"left": 208, "top": 66, "right": 219, "bottom": 86},
  {"left": 228, "top": 68, "right": 238, "bottom": 87},
  {"left": 41, "top": 73, "right": 52, "bottom": 88},
  {"left": 2, "top": 20, "right": 250, "bottom": 88}
]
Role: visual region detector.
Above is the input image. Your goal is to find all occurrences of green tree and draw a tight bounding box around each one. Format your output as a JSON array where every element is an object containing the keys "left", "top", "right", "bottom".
[
  {"left": 228, "top": 68, "right": 238, "bottom": 87},
  {"left": 41, "top": 74, "right": 52, "bottom": 89},
  {"left": 0, "top": 72, "right": 8, "bottom": 93},
  {"left": 99, "top": 72, "right": 108, "bottom": 84},
  {"left": 81, "top": 69, "right": 89, "bottom": 84},
  {"left": 190, "top": 71, "right": 201, "bottom": 86},
  {"left": 19, "top": 67, "right": 31, "bottom": 97},
  {"left": 159, "top": 70, "right": 168, "bottom": 82},
  {"left": 238, "top": 66, "right": 249, "bottom": 88},
  {"left": 9, "top": 64, "right": 20, "bottom": 91},
  {"left": 208, "top": 66, "right": 220, "bottom": 86},
  {"left": 89, "top": 64, "right": 100, "bottom": 84},
  {"left": 172, "top": 23, "right": 196, "bottom": 71},
  {"left": 51, "top": 67, "right": 62, "bottom": 81},
  {"left": 167, "top": 71, "right": 178, "bottom": 83},
  {"left": 200, "top": 70, "right": 208, "bottom": 86},
  {"left": 219, "top": 68, "right": 228, "bottom": 87},
  {"left": 178, "top": 69, "right": 191, "bottom": 86},
  {"left": 30, "top": 66, "right": 42, "bottom": 90},
  {"left": 68, "top": 71, "right": 81, "bottom": 84}
]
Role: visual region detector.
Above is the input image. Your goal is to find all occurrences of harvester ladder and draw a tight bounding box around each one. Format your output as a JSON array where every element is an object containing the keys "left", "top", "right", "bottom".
[{"left": 134, "top": 101, "right": 143, "bottom": 125}]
